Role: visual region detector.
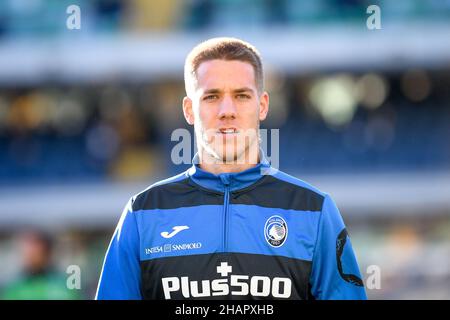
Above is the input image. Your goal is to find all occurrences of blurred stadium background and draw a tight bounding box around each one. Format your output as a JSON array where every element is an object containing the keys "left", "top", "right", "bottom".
[{"left": 0, "top": 0, "right": 449, "bottom": 299}]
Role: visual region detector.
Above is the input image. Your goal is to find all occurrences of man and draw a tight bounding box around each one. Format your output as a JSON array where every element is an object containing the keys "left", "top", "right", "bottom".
[
  {"left": 2, "top": 230, "right": 81, "bottom": 300},
  {"left": 96, "top": 37, "right": 367, "bottom": 300}
]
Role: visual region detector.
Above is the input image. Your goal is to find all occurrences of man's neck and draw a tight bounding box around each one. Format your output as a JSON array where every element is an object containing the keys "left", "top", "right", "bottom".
[{"left": 198, "top": 148, "right": 260, "bottom": 175}]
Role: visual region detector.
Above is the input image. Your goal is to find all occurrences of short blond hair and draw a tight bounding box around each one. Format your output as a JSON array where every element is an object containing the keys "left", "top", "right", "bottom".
[{"left": 184, "top": 37, "right": 264, "bottom": 96}]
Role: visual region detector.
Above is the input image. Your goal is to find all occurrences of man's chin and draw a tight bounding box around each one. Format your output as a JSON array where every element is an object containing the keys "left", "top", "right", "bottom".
[
  {"left": 202, "top": 139, "right": 258, "bottom": 165},
  {"left": 205, "top": 147, "right": 240, "bottom": 164},
  {"left": 218, "top": 146, "right": 249, "bottom": 164}
]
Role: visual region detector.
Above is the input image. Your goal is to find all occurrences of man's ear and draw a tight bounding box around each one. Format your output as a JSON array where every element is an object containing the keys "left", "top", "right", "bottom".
[
  {"left": 258, "top": 91, "right": 269, "bottom": 121},
  {"left": 183, "top": 96, "right": 195, "bottom": 125}
]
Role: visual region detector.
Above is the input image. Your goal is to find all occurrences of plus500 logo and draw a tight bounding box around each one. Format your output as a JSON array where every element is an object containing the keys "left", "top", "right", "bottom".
[{"left": 161, "top": 275, "right": 292, "bottom": 299}]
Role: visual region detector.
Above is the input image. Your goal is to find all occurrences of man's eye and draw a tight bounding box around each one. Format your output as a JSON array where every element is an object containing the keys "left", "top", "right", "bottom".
[
  {"left": 203, "top": 95, "right": 218, "bottom": 101},
  {"left": 236, "top": 94, "right": 251, "bottom": 99}
]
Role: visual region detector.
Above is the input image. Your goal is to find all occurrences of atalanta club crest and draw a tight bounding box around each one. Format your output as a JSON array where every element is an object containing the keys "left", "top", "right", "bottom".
[{"left": 264, "top": 215, "right": 288, "bottom": 247}]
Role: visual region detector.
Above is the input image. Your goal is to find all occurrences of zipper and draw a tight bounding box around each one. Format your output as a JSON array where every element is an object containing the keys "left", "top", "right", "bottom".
[
  {"left": 223, "top": 185, "right": 230, "bottom": 252},
  {"left": 221, "top": 177, "right": 231, "bottom": 252}
]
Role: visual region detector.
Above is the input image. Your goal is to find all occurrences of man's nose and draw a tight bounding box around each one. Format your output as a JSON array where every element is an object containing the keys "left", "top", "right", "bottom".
[{"left": 218, "top": 95, "right": 237, "bottom": 119}]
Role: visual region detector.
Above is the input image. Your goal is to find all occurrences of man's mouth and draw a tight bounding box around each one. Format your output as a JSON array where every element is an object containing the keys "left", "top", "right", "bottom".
[{"left": 218, "top": 128, "right": 239, "bottom": 134}]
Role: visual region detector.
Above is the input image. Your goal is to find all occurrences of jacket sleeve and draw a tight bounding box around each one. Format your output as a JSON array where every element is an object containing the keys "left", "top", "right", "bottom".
[
  {"left": 309, "top": 194, "right": 367, "bottom": 300},
  {"left": 95, "top": 198, "right": 142, "bottom": 300}
]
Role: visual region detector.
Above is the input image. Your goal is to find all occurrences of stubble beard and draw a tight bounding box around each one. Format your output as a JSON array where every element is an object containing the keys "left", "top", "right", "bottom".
[{"left": 198, "top": 124, "right": 260, "bottom": 166}]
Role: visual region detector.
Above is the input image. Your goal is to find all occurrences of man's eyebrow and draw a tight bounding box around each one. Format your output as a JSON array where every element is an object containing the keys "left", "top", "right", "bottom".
[
  {"left": 233, "top": 87, "right": 254, "bottom": 94},
  {"left": 203, "top": 87, "right": 254, "bottom": 95},
  {"left": 203, "top": 88, "right": 221, "bottom": 95}
]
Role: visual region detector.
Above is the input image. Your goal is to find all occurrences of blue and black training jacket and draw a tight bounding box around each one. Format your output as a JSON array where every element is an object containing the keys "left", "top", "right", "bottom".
[{"left": 96, "top": 152, "right": 367, "bottom": 300}]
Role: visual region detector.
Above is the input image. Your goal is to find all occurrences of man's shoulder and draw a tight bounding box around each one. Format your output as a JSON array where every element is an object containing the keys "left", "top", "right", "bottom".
[
  {"left": 257, "top": 168, "right": 329, "bottom": 212},
  {"left": 130, "top": 170, "right": 191, "bottom": 211},
  {"left": 268, "top": 168, "right": 327, "bottom": 197}
]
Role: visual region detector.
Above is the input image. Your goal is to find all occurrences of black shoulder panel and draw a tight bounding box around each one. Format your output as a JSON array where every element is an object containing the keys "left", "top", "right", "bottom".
[
  {"left": 132, "top": 178, "right": 223, "bottom": 211},
  {"left": 231, "top": 175, "right": 324, "bottom": 212}
]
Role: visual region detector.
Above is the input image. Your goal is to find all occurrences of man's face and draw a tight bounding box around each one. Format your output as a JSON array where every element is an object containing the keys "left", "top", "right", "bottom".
[
  {"left": 19, "top": 233, "right": 51, "bottom": 273},
  {"left": 183, "top": 59, "right": 269, "bottom": 163}
]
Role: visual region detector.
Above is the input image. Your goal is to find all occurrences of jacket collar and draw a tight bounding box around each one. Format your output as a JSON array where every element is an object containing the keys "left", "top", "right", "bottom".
[{"left": 187, "top": 149, "right": 271, "bottom": 192}]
